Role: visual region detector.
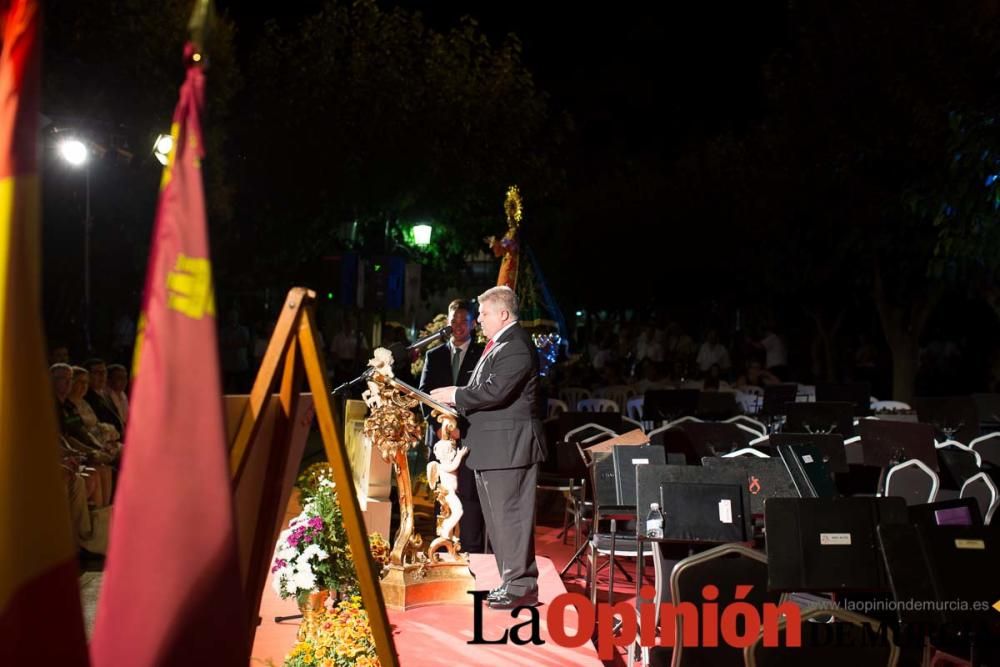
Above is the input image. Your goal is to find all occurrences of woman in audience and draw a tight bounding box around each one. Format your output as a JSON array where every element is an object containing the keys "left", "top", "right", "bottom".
[
  {"left": 52, "top": 364, "right": 112, "bottom": 508},
  {"left": 67, "top": 366, "right": 120, "bottom": 505}
]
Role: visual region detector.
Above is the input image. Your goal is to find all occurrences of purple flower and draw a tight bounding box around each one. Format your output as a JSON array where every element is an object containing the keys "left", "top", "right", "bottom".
[{"left": 308, "top": 516, "right": 324, "bottom": 529}]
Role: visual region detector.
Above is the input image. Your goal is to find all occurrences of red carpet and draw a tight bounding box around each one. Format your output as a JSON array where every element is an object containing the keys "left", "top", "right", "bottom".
[{"left": 251, "top": 501, "right": 639, "bottom": 665}]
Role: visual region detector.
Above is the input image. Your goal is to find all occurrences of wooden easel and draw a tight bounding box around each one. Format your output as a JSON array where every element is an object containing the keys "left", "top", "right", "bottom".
[{"left": 228, "top": 287, "right": 397, "bottom": 667}]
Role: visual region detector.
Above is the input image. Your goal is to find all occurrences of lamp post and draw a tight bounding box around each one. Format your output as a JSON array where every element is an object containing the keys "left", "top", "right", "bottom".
[{"left": 58, "top": 137, "right": 92, "bottom": 350}]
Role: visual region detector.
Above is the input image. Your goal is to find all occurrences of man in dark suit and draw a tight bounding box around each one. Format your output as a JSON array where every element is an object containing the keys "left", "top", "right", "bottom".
[
  {"left": 431, "top": 286, "right": 546, "bottom": 609},
  {"left": 419, "top": 299, "right": 486, "bottom": 553}
]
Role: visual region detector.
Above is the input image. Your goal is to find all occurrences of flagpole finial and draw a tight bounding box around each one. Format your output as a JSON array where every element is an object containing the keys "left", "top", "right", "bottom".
[{"left": 187, "top": 0, "right": 214, "bottom": 63}]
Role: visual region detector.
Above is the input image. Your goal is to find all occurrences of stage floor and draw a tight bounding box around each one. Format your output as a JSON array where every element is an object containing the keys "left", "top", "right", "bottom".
[{"left": 251, "top": 552, "right": 604, "bottom": 667}]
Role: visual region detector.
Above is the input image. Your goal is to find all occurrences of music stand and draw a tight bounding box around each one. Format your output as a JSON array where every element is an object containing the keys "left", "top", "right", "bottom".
[
  {"left": 877, "top": 523, "right": 1000, "bottom": 665},
  {"left": 760, "top": 383, "right": 799, "bottom": 418},
  {"left": 764, "top": 496, "right": 908, "bottom": 592},
  {"left": 557, "top": 411, "right": 622, "bottom": 440},
  {"left": 695, "top": 391, "right": 739, "bottom": 420},
  {"left": 678, "top": 422, "right": 754, "bottom": 457},
  {"left": 592, "top": 445, "right": 666, "bottom": 508},
  {"left": 972, "top": 393, "right": 1000, "bottom": 432},
  {"left": 701, "top": 456, "right": 800, "bottom": 516},
  {"left": 816, "top": 381, "right": 872, "bottom": 416},
  {"left": 907, "top": 497, "right": 982, "bottom": 529},
  {"left": 636, "top": 465, "right": 753, "bottom": 544},
  {"left": 913, "top": 396, "right": 981, "bottom": 444},
  {"left": 783, "top": 401, "right": 856, "bottom": 437},
  {"left": 643, "top": 389, "right": 701, "bottom": 421},
  {"left": 768, "top": 432, "right": 849, "bottom": 473},
  {"left": 857, "top": 419, "right": 938, "bottom": 470},
  {"left": 775, "top": 443, "right": 839, "bottom": 499}
]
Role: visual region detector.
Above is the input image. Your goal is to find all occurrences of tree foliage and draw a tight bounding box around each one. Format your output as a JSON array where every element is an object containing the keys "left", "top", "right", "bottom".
[{"left": 230, "top": 0, "right": 561, "bottom": 290}]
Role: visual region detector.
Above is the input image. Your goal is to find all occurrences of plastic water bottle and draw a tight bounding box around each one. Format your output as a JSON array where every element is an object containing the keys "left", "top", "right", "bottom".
[{"left": 645, "top": 502, "right": 663, "bottom": 538}]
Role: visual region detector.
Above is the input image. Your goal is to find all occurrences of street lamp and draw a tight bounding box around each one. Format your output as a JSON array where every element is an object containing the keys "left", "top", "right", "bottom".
[
  {"left": 411, "top": 223, "right": 432, "bottom": 246},
  {"left": 58, "top": 137, "right": 92, "bottom": 350}
]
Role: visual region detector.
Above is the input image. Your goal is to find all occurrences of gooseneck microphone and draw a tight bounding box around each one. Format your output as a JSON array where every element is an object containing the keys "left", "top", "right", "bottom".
[{"left": 406, "top": 325, "right": 453, "bottom": 352}]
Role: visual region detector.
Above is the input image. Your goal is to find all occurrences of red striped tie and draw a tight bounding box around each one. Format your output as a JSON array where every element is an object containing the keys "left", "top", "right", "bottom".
[{"left": 483, "top": 339, "right": 495, "bottom": 356}]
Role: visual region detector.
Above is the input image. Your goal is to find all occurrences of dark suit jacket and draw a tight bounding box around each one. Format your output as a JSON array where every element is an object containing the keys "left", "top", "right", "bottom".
[
  {"left": 419, "top": 340, "right": 484, "bottom": 398},
  {"left": 419, "top": 340, "right": 483, "bottom": 440},
  {"left": 455, "top": 323, "right": 547, "bottom": 470},
  {"left": 85, "top": 389, "right": 123, "bottom": 434}
]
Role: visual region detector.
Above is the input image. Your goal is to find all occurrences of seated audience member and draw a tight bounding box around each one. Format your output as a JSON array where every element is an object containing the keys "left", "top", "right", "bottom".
[
  {"left": 64, "top": 366, "right": 119, "bottom": 506},
  {"left": 106, "top": 364, "right": 130, "bottom": 427},
  {"left": 83, "top": 358, "right": 124, "bottom": 433},
  {"left": 734, "top": 359, "right": 781, "bottom": 389},
  {"left": 701, "top": 364, "right": 732, "bottom": 391},
  {"left": 49, "top": 343, "right": 71, "bottom": 365},
  {"left": 695, "top": 329, "right": 732, "bottom": 374}
]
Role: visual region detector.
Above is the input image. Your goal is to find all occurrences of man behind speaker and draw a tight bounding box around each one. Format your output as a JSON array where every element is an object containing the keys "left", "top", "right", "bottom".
[
  {"left": 419, "top": 300, "right": 486, "bottom": 552},
  {"left": 430, "top": 286, "right": 546, "bottom": 609}
]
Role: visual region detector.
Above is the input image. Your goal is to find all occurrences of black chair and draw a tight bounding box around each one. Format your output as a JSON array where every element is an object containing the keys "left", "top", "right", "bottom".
[
  {"left": 582, "top": 443, "right": 657, "bottom": 603},
  {"left": 883, "top": 458, "right": 939, "bottom": 505},
  {"left": 744, "top": 608, "right": 900, "bottom": 667},
  {"left": 538, "top": 422, "right": 617, "bottom": 547},
  {"left": 935, "top": 443, "right": 982, "bottom": 499},
  {"left": 654, "top": 543, "right": 778, "bottom": 667},
  {"left": 960, "top": 472, "right": 999, "bottom": 525}
]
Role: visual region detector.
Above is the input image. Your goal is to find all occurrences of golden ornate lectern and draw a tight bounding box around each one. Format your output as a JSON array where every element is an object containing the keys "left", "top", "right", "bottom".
[{"left": 360, "top": 351, "right": 476, "bottom": 610}]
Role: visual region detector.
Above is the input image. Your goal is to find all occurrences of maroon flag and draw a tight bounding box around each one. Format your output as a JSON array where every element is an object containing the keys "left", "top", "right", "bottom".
[{"left": 90, "top": 38, "right": 248, "bottom": 666}]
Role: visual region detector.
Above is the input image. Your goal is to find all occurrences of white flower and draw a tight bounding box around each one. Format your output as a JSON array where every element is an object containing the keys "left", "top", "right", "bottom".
[
  {"left": 300, "top": 544, "right": 329, "bottom": 562},
  {"left": 292, "top": 564, "right": 317, "bottom": 591}
]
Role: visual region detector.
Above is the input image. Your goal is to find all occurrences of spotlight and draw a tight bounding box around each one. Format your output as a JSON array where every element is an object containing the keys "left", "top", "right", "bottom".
[
  {"left": 153, "top": 133, "right": 174, "bottom": 166},
  {"left": 58, "top": 138, "right": 89, "bottom": 167}
]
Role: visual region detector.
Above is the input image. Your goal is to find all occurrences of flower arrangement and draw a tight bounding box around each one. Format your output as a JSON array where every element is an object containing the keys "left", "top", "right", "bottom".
[
  {"left": 283, "top": 595, "right": 381, "bottom": 667},
  {"left": 271, "top": 464, "right": 389, "bottom": 605}
]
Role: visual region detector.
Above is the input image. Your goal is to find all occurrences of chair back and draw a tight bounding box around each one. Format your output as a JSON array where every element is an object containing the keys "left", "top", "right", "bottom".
[
  {"left": 594, "top": 385, "right": 635, "bottom": 413},
  {"left": 744, "top": 608, "right": 899, "bottom": 667},
  {"left": 670, "top": 544, "right": 778, "bottom": 667},
  {"left": 724, "top": 415, "right": 767, "bottom": 437},
  {"left": 969, "top": 432, "right": 1000, "bottom": 469},
  {"left": 960, "top": 472, "right": 999, "bottom": 525},
  {"left": 577, "top": 397, "right": 620, "bottom": 413},
  {"left": 884, "top": 459, "right": 939, "bottom": 505},
  {"left": 626, "top": 395, "right": 644, "bottom": 420},
  {"left": 546, "top": 398, "right": 569, "bottom": 418},
  {"left": 558, "top": 386, "right": 592, "bottom": 409}
]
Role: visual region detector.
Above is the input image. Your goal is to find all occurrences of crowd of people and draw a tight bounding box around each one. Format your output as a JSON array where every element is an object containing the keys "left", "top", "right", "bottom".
[{"left": 48, "top": 349, "right": 129, "bottom": 560}]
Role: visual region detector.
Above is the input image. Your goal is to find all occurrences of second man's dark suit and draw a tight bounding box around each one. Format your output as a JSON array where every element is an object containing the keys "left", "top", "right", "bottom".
[{"left": 419, "top": 340, "right": 486, "bottom": 552}]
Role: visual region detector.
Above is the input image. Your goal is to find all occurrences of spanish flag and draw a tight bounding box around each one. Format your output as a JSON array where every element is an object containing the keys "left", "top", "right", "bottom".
[
  {"left": 0, "top": 0, "right": 90, "bottom": 663},
  {"left": 89, "top": 21, "right": 249, "bottom": 667}
]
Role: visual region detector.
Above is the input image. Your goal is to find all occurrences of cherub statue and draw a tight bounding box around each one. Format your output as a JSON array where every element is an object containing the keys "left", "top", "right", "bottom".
[{"left": 426, "top": 438, "right": 469, "bottom": 541}]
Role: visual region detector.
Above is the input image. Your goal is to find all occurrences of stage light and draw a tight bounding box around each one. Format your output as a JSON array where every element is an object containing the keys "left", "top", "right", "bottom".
[
  {"left": 153, "top": 133, "right": 174, "bottom": 166},
  {"left": 58, "top": 138, "right": 89, "bottom": 167}
]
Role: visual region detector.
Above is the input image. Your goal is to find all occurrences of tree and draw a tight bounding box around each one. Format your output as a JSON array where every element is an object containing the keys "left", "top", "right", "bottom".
[{"left": 227, "top": 0, "right": 561, "bottom": 295}]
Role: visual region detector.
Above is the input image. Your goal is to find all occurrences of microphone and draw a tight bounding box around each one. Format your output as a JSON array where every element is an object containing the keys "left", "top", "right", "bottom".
[{"left": 407, "top": 325, "right": 453, "bottom": 352}]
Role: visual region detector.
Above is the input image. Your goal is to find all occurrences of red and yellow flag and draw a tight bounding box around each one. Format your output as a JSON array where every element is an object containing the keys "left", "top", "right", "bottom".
[
  {"left": 0, "top": 1, "right": 90, "bottom": 663},
  {"left": 90, "top": 36, "right": 248, "bottom": 666}
]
